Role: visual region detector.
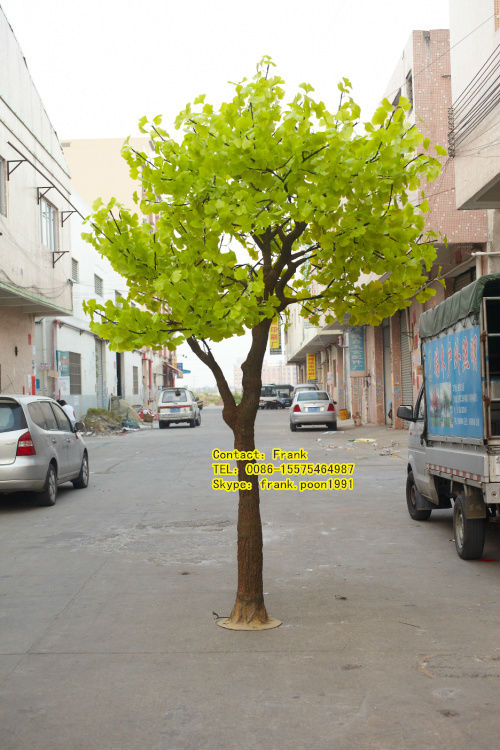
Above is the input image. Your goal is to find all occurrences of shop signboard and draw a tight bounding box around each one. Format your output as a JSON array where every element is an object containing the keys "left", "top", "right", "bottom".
[
  {"left": 269, "top": 318, "right": 282, "bottom": 354},
  {"left": 306, "top": 352, "right": 316, "bottom": 381},
  {"left": 349, "top": 327, "right": 366, "bottom": 373}
]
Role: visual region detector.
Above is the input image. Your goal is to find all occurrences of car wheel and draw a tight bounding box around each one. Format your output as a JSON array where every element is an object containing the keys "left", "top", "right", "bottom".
[
  {"left": 453, "top": 492, "right": 485, "bottom": 559},
  {"left": 159, "top": 422, "right": 169, "bottom": 429},
  {"left": 406, "top": 471, "right": 431, "bottom": 521},
  {"left": 189, "top": 419, "right": 196, "bottom": 428},
  {"left": 196, "top": 414, "right": 201, "bottom": 426},
  {"left": 38, "top": 463, "right": 57, "bottom": 507},
  {"left": 327, "top": 422, "right": 337, "bottom": 431},
  {"left": 72, "top": 452, "right": 89, "bottom": 489},
  {"left": 290, "top": 423, "right": 297, "bottom": 432}
]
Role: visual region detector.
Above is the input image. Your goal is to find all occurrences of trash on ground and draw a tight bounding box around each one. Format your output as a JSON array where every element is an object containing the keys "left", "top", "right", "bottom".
[
  {"left": 83, "top": 408, "right": 124, "bottom": 435},
  {"left": 122, "top": 418, "right": 140, "bottom": 430},
  {"left": 335, "top": 594, "right": 348, "bottom": 600}
]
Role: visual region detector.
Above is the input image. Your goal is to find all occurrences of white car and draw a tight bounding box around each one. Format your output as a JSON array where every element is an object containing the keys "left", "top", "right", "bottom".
[
  {"left": 157, "top": 388, "right": 201, "bottom": 428},
  {"left": 292, "top": 383, "right": 319, "bottom": 399},
  {"left": 290, "top": 390, "right": 337, "bottom": 431}
]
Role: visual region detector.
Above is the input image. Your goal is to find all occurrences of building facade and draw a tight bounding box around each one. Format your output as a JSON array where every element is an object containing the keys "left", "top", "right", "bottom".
[
  {"left": 448, "top": 0, "right": 500, "bottom": 275},
  {"left": 61, "top": 137, "right": 178, "bottom": 405},
  {"left": 0, "top": 8, "right": 73, "bottom": 395},
  {"left": 286, "top": 27, "right": 491, "bottom": 428}
]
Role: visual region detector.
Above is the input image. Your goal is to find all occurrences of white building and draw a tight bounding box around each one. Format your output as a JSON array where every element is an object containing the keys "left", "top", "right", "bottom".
[
  {"left": 449, "top": 0, "right": 500, "bottom": 274},
  {"left": 0, "top": 7, "right": 72, "bottom": 394},
  {"left": 34, "top": 192, "right": 145, "bottom": 418},
  {"left": 61, "top": 137, "right": 179, "bottom": 404}
]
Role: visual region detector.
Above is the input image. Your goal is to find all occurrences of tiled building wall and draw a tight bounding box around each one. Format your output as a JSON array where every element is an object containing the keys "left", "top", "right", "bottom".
[{"left": 412, "top": 30, "right": 488, "bottom": 243}]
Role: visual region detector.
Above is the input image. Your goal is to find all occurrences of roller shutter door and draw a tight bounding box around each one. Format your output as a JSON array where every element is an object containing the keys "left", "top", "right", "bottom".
[{"left": 400, "top": 310, "right": 413, "bottom": 405}]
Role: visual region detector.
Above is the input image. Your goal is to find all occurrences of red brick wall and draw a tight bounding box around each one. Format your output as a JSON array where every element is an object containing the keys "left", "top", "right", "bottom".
[{"left": 412, "top": 30, "right": 488, "bottom": 243}]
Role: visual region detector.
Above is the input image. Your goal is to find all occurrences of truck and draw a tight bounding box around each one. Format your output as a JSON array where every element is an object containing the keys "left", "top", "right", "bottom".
[{"left": 397, "top": 273, "right": 500, "bottom": 559}]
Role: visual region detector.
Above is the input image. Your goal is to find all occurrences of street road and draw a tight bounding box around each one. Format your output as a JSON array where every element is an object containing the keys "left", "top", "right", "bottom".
[{"left": 0, "top": 409, "right": 498, "bottom": 750}]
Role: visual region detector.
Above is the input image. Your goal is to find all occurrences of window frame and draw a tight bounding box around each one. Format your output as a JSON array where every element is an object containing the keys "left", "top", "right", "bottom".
[
  {"left": 40, "top": 196, "right": 59, "bottom": 251},
  {"left": 69, "top": 352, "right": 82, "bottom": 395},
  {"left": 94, "top": 274, "right": 103, "bottom": 296}
]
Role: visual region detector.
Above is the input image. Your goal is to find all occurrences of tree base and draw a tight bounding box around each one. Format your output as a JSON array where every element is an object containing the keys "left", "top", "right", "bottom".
[{"left": 217, "top": 617, "right": 282, "bottom": 631}]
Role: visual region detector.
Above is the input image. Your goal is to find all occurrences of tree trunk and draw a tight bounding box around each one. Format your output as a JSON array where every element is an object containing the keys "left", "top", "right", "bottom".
[
  {"left": 221, "top": 320, "right": 281, "bottom": 629},
  {"left": 187, "top": 322, "right": 281, "bottom": 629}
]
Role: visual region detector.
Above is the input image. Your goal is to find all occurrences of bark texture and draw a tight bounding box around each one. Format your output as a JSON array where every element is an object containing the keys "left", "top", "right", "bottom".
[{"left": 228, "top": 319, "right": 273, "bottom": 625}]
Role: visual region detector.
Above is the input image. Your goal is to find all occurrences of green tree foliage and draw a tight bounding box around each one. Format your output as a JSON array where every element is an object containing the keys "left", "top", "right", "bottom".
[
  {"left": 83, "top": 58, "right": 444, "bottom": 628},
  {"left": 83, "top": 58, "right": 443, "bottom": 351}
]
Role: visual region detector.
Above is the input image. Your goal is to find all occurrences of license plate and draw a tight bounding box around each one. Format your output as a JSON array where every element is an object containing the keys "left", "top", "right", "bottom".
[
  {"left": 308, "top": 407, "right": 319, "bottom": 412},
  {"left": 170, "top": 408, "right": 180, "bottom": 413}
]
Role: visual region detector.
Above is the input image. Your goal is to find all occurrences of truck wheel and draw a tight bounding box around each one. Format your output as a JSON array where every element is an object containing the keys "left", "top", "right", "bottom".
[
  {"left": 453, "top": 493, "right": 485, "bottom": 560},
  {"left": 406, "top": 471, "right": 431, "bottom": 521}
]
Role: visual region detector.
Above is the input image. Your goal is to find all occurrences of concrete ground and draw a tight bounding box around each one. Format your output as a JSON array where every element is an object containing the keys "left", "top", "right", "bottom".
[{"left": 0, "top": 408, "right": 498, "bottom": 750}]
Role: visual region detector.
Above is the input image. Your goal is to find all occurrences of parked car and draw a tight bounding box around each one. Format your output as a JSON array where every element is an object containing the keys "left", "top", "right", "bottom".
[
  {"left": 292, "top": 383, "right": 320, "bottom": 399},
  {"left": 259, "top": 385, "right": 280, "bottom": 409},
  {"left": 0, "top": 395, "right": 88, "bottom": 506},
  {"left": 290, "top": 390, "right": 337, "bottom": 431},
  {"left": 274, "top": 384, "right": 294, "bottom": 408},
  {"left": 157, "top": 388, "right": 201, "bottom": 428}
]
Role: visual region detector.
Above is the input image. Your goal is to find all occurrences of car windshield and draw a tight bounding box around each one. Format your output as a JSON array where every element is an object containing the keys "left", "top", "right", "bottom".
[
  {"left": 161, "top": 390, "right": 188, "bottom": 403},
  {"left": 0, "top": 401, "right": 28, "bottom": 432},
  {"left": 260, "top": 386, "right": 276, "bottom": 397},
  {"left": 297, "top": 392, "right": 329, "bottom": 401}
]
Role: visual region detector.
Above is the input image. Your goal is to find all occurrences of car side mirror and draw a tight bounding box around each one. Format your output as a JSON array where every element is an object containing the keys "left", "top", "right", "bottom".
[
  {"left": 397, "top": 405, "right": 415, "bottom": 422},
  {"left": 74, "top": 421, "right": 85, "bottom": 432},
  {"left": 333, "top": 400, "right": 337, "bottom": 405}
]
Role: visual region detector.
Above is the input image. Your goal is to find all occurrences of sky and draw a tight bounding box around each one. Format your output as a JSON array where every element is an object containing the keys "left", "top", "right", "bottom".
[{"left": 1, "top": 0, "right": 451, "bottom": 389}]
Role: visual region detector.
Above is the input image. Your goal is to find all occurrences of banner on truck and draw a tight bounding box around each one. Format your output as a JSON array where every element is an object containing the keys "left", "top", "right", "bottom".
[{"left": 423, "top": 325, "right": 483, "bottom": 438}]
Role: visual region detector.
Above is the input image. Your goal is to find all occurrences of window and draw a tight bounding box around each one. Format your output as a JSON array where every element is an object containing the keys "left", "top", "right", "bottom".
[
  {"left": 132, "top": 366, "right": 139, "bottom": 395},
  {"left": 71, "top": 258, "right": 79, "bottom": 282},
  {"left": 94, "top": 274, "right": 103, "bottom": 296},
  {"left": 406, "top": 71, "right": 413, "bottom": 109},
  {"left": 0, "top": 401, "right": 27, "bottom": 433},
  {"left": 40, "top": 196, "right": 58, "bottom": 251},
  {"left": 28, "top": 401, "right": 58, "bottom": 431},
  {"left": 0, "top": 157, "right": 7, "bottom": 216},
  {"left": 161, "top": 389, "right": 188, "bottom": 403},
  {"left": 51, "top": 403, "right": 72, "bottom": 432},
  {"left": 69, "top": 352, "right": 82, "bottom": 395},
  {"left": 115, "top": 290, "right": 124, "bottom": 306}
]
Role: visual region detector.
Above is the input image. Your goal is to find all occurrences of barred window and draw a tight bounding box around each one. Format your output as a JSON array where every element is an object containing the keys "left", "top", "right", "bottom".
[
  {"left": 40, "top": 197, "right": 58, "bottom": 251},
  {"left": 133, "top": 366, "right": 139, "bottom": 394},
  {"left": 71, "top": 258, "right": 79, "bottom": 282},
  {"left": 406, "top": 71, "right": 413, "bottom": 109},
  {"left": 69, "top": 352, "right": 82, "bottom": 395},
  {"left": 94, "top": 274, "right": 103, "bottom": 296}
]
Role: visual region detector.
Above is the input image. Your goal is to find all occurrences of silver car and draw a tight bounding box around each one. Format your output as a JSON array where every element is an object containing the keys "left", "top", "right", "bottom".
[
  {"left": 157, "top": 388, "right": 201, "bottom": 428},
  {"left": 290, "top": 390, "right": 337, "bottom": 431},
  {"left": 0, "top": 395, "right": 88, "bottom": 506}
]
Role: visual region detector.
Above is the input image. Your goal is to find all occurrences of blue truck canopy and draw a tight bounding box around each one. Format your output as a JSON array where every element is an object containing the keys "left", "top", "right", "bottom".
[{"left": 419, "top": 274, "right": 500, "bottom": 340}]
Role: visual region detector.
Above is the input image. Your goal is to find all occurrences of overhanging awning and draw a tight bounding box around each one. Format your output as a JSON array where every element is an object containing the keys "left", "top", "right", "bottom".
[
  {"left": 287, "top": 328, "right": 343, "bottom": 364},
  {"left": 163, "top": 361, "right": 183, "bottom": 376},
  {"left": 0, "top": 280, "right": 71, "bottom": 316}
]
